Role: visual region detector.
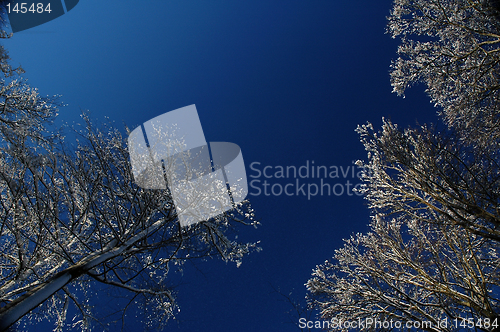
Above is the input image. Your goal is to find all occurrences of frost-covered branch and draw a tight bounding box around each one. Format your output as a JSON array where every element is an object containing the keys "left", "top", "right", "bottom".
[
  {"left": 0, "top": 46, "right": 259, "bottom": 330},
  {"left": 388, "top": 0, "right": 500, "bottom": 146}
]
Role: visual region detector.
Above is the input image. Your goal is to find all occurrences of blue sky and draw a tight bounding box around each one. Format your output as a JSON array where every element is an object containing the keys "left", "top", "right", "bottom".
[{"left": 3, "top": 1, "right": 439, "bottom": 331}]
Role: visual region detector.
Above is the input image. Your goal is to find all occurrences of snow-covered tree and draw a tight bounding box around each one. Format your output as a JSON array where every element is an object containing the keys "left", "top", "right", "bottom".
[
  {"left": 0, "top": 45, "right": 258, "bottom": 331},
  {"left": 306, "top": 0, "right": 500, "bottom": 330},
  {"left": 388, "top": 0, "right": 500, "bottom": 146},
  {"left": 307, "top": 120, "right": 500, "bottom": 331}
]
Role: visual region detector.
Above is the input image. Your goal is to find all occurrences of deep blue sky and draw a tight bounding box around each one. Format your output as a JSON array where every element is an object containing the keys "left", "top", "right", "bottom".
[{"left": 3, "top": 1, "right": 438, "bottom": 331}]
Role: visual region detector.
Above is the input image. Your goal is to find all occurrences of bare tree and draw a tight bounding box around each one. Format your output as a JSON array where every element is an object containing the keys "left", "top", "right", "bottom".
[
  {"left": 0, "top": 45, "right": 258, "bottom": 331},
  {"left": 270, "top": 284, "right": 314, "bottom": 331},
  {"left": 388, "top": 0, "right": 500, "bottom": 145}
]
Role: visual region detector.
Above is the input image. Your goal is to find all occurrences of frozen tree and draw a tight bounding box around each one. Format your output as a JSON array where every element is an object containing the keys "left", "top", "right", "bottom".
[
  {"left": 307, "top": 120, "right": 500, "bottom": 331},
  {"left": 388, "top": 0, "right": 500, "bottom": 145},
  {"left": 0, "top": 45, "right": 258, "bottom": 331},
  {"left": 356, "top": 120, "right": 500, "bottom": 243},
  {"left": 307, "top": 217, "right": 500, "bottom": 331},
  {"left": 305, "top": 1, "right": 500, "bottom": 329}
]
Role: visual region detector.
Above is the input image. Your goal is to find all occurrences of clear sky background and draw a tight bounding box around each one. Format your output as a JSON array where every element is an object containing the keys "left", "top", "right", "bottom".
[{"left": 3, "top": 1, "right": 439, "bottom": 331}]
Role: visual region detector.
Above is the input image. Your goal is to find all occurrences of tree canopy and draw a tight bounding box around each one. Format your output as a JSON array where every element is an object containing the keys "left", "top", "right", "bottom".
[
  {"left": 389, "top": 0, "right": 500, "bottom": 146},
  {"left": 0, "top": 44, "right": 259, "bottom": 331},
  {"left": 306, "top": 1, "right": 500, "bottom": 330}
]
